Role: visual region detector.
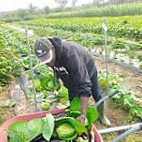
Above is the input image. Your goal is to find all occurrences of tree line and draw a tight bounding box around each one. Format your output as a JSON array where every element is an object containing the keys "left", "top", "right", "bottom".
[{"left": 0, "top": 0, "right": 142, "bottom": 22}]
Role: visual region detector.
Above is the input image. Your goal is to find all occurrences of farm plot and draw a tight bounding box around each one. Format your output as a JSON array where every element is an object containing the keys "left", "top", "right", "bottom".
[
  {"left": 1, "top": 19, "right": 142, "bottom": 122},
  {"left": 0, "top": 21, "right": 142, "bottom": 141},
  {"left": 17, "top": 16, "right": 142, "bottom": 70}
]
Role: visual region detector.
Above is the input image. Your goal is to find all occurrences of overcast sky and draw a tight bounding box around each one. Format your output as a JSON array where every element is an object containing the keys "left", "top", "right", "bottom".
[{"left": 0, "top": 0, "right": 93, "bottom": 12}]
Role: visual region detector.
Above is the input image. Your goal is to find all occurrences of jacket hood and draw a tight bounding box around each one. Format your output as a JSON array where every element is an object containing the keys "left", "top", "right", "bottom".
[{"left": 48, "top": 37, "right": 63, "bottom": 66}]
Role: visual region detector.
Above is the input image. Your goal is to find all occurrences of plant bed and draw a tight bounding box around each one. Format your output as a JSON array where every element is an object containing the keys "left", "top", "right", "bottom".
[{"left": 0, "top": 98, "right": 103, "bottom": 142}]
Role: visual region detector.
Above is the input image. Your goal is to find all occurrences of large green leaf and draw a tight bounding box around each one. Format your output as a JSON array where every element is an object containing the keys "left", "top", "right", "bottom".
[
  {"left": 69, "top": 97, "right": 81, "bottom": 112},
  {"left": 8, "top": 120, "right": 27, "bottom": 142},
  {"left": 8, "top": 119, "right": 44, "bottom": 142},
  {"left": 56, "top": 117, "right": 87, "bottom": 135},
  {"left": 8, "top": 132, "right": 23, "bottom": 142},
  {"left": 67, "top": 97, "right": 98, "bottom": 130},
  {"left": 56, "top": 122, "right": 77, "bottom": 140},
  {"left": 66, "top": 97, "right": 81, "bottom": 118},
  {"left": 86, "top": 106, "right": 98, "bottom": 129},
  {"left": 42, "top": 114, "right": 55, "bottom": 141},
  {"left": 26, "top": 118, "right": 43, "bottom": 141}
]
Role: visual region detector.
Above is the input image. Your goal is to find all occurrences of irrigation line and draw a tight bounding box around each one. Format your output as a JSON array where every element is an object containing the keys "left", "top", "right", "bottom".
[
  {"left": 98, "top": 123, "right": 142, "bottom": 134},
  {"left": 93, "top": 52, "right": 142, "bottom": 74},
  {"left": 25, "top": 25, "right": 38, "bottom": 112},
  {"left": 112, "top": 123, "right": 142, "bottom": 142}
]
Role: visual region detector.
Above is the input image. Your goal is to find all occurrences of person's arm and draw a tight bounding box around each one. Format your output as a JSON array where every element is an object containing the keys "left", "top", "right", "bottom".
[
  {"left": 80, "top": 96, "right": 89, "bottom": 117},
  {"left": 76, "top": 96, "right": 89, "bottom": 125}
]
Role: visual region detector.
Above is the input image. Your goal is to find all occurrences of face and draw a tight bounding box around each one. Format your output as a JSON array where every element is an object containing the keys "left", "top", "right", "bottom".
[{"left": 46, "top": 48, "right": 56, "bottom": 67}]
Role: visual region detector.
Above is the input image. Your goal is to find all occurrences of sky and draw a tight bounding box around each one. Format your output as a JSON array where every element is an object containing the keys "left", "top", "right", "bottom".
[{"left": 0, "top": 0, "right": 93, "bottom": 12}]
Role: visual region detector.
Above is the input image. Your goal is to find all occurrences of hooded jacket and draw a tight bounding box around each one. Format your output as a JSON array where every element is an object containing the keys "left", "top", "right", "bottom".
[{"left": 48, "top": 37, "right": 97, "bottom": 97}]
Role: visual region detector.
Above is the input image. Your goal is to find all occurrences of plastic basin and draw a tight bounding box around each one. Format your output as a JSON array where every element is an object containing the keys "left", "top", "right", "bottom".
[{"left": 0, "top": 109, "right": 103, "bottom": 142}]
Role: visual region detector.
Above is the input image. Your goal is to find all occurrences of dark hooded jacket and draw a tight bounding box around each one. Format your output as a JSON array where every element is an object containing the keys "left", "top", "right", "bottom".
[{"left": 48, "top": 37, "right": 97, "bottom": 97}]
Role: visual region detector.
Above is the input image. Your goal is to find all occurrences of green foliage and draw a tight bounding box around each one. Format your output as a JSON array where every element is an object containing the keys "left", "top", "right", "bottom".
[
  {"left": 98, "top": 70, "right": 123, "bottom": 90},
  {"left": 42, "top": 114, "right": 55, "bottom": 141},
  {"left": 56, "top": 86, "right": 69, "bottom": 104},
  {"left": 137, "top": 54, "right": 142, "bottom": 61},
  {"left": 18, "top": 16, "right": 142, "bottom": 40},
  {"left": 69, "top": 97, "right": 81, "bottom": 112},
  {"left": 55, "top": 122, "right": 77, "bottom": 140},
  {"left": 66, "top": 97, "right": 98, "bottom": 130},
  {"left": 8, "top": 119, "right": 43, "bottom": 142},
  {"left": 0, "top": 26, "right": 24, "bottom": 87},
  {"left": 40, "top": 75, "right": 60, "bottom": 91},
  {"left": 8, "top": 114, "right": 54, "bottom": 142},
  {"left": 1, "top": 1, "right": 142, "bottom": 23},
  {"left": 17, "top": 17, "right": 142, "bottom": 67},
  {"left": 55, "top": 117, "right": 87, "bottom": 135},
  {"left": 8, "top": 110, "right": 88, "bottom": 141},
  {"left": 98, "top": 70, "right": 142, "bottom": 120},
  {"left": 47, "top": 2, "right": 142, "bottom": 18},
  {"left": 33, "top": 65, "right": 61, "bottom": 92},
  {"left": 112, "top": 85, "right": 142, "bottom": 120},
  {"left": 86, "top": 106, "right": 98, "bottom": 129},
  {"left": 42, "top": 102, "right": 50, "bottom": 110},
  {"left": 112, "top": 39, "right": 129, "bottom": 49}
]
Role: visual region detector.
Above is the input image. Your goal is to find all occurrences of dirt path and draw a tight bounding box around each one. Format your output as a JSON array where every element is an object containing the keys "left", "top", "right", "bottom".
[{"left": 8, "top": 24, "right": 34, "bottom": 36}]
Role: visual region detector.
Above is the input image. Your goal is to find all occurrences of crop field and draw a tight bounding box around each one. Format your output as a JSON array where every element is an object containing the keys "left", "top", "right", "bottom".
[
  {"left": 17, "top": 16, "right": 142, "bottom": 70},
  {"left": 0, "top": 2, "right": 142, "bottom": 141}
]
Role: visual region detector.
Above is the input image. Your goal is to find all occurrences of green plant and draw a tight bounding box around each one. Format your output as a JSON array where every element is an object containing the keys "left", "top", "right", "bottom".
[
  {"left": 8, "top": 97, "right": 99, "bottom": 141},
  {"left": 8, "top": 114, "right": 54, "bottom": 142},
  {"left": 0, "top": 27, "right": 24, "bottom": 87},
  {"left": 66, "top": 97, "right": 98, "bottom": 130},
  {"left": 55, "top": 122, "right": 77, "bottom": 140}
]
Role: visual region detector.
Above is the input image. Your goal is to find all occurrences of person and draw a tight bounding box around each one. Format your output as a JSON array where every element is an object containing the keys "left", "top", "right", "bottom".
[{"left": 34, "top": 37, "right": 111, "bottom": 126}]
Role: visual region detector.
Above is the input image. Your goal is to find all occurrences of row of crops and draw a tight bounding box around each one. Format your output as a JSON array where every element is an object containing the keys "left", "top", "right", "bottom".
[
  {"left": 17, "top": 16, "right": 142, "bottom": 69},
  {"left": 46, "top": 2, "right": 142, "bottom": 18},
  {"left": 0, "top": 24, "right": 69, "bottom": 110},
  {"left": 0, "top": 21, "right": 142, "bottom": 121}
]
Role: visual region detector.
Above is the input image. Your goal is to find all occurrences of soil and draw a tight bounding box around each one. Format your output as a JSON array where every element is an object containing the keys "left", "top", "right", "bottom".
[
  {"left": 0, "top": 86, "right": 14, "bottom": 126},
  {"left": 93, "top": 56, "right": 142, "bottom": 142},
  {"left": 95, "top": 56, "right": 142, "bottom": 96}
]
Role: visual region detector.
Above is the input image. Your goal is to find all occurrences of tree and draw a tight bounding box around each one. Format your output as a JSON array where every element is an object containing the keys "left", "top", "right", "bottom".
[
  {"left": 55, "top": 0, "right": 68, "bottom": 8},
  {"left": 72, "top": 0, "right": 78, "bottom": 7},
  {"left": 93, "top": 0, "right": 105, "bottom": 6},
  {"left": 44, "top": 6, "right": 50, "bottom": 14},
  {"left": 17, "top": 9, "right": 26, "bottom": 18},
  {"left": 28, "top": 3, "right": 37, "bottom": 13}
]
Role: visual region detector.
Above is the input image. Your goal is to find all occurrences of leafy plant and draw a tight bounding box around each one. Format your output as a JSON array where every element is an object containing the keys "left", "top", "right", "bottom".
[
  {"left": 8, "top": 97, "right": 99, "bottom": 141},
  {"left": 55, "top": 117, "right": 86, "bottom": 140},
  {"left": 66, "top": 97, "right": 98, "bottom": 130},
  {"left": 8, "top": 119, "right": 43, "bottom": 142},
  {"left": 8, "top": 114, "right": 54, "bottom": 142},
  {"left": 42, "top": 114, "right": 55, "bottom": 141}
]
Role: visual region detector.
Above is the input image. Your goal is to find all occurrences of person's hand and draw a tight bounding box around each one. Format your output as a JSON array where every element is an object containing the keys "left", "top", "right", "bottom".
[{"left": 76, "top": 115, "right": 86, "bottom": 125}]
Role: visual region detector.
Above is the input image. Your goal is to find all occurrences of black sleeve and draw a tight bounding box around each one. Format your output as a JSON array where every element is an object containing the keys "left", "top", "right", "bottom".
[{"left": 66, "top": 50, "right": 92, "bottom": 97}]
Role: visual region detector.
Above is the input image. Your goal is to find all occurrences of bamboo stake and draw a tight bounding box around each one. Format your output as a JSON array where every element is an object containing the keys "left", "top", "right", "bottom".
[
  {"left": 102, "top": 21, "right": 109, "bottom": 96},
  {"left": 25, "top": 25, "right": 38, "bottom": 112}
]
